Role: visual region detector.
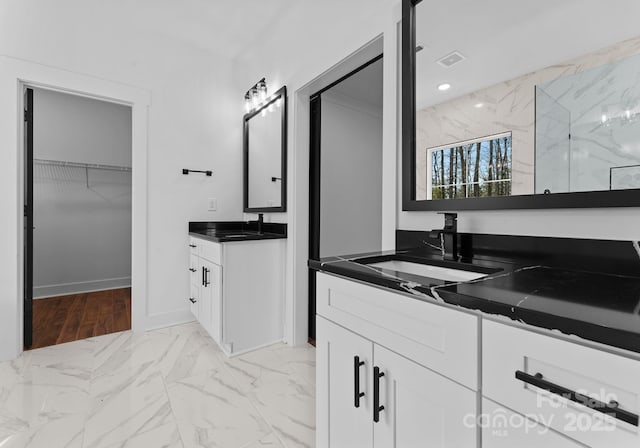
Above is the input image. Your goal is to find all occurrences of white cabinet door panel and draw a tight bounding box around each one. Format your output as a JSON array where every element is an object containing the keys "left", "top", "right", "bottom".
[
  {"left": 373, "top": 344, "right": 477, "bottom": 448},
  {"left": 317, "top": 317, "right": 373, "bottom": 448}
]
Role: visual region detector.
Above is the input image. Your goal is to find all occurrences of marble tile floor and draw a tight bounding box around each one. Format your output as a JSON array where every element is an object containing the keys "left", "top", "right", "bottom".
[{"left": 0, "top": 322, "right": 316, "bottom": 448}]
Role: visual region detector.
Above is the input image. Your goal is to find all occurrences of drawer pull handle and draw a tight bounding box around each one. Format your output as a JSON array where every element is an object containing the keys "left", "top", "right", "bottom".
[
  {"left": 204, "top": 267, "right": 210, "bottom": 287},
  {"left": 189, "top": 298, "right": 197, "bottom": 303},
  {"left": 373, "top": 366, "right": 385, "bottom": 423},
  {"left": 515, "top": 370, "right": 639, "bottom": 426},
  {"left": 189, "top": 268, "right": 197, "bottom": 272},
  {"left": 354, "top": 356, "right": 365, "bottom": 408},
  {"left": 189, "top": 244, "right": 197, "bottom": 248}
]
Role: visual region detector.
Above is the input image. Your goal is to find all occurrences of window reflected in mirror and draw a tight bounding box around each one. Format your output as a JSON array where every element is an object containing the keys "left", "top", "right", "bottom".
[{"left": 420, "top": 133, "right": 512, "bottom": 200}]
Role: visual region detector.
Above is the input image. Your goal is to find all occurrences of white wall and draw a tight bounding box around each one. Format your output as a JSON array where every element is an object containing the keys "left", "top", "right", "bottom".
[
  {"left": 0, "top": 0, "right": 241, "bottom": 359},
  {"left": 33, "top": 88, "right": 132, "bottom": 166},
  {"left": 32, "top": 88, "right": 132, "bottom": 297},
  {"left": 233, "top": 0, "right": 400, "bottom": 344},
  {"left": 320, "top": 90, "right": 383, "bottom": 257}
]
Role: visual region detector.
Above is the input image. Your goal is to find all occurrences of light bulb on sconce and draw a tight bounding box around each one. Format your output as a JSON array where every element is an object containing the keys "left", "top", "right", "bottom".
[
  {"left": 244, "top": 78, "right": 269, "bottom": 113},
  {"left": 244, "top": 93, "right": 251, "bottom": 113},
  {"left": 258, "top": 78, "right": 267, "bottom": 102}
]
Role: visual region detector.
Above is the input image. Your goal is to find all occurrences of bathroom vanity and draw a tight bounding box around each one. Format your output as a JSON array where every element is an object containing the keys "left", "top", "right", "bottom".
[
  {"left": 188, "top": 221, "right": 286, "bottom": 356},
  {"left": 311, "top": 232, "right": 640, "bottom": 448}
]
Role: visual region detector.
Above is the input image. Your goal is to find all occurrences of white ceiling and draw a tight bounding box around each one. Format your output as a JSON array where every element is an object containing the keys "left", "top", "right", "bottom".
[
  {"left": 415, "top": 0, "right": 640, "bottom": 109},
  {"left": 88, "top": 0, "right": 294, "bottom": 59}
]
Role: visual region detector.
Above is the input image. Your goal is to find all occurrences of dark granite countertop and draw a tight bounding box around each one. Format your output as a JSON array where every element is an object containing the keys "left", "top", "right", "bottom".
[
  {"left": 189, "top": 221, "right": 287, "bottom": 243},
  {"left": 309, "top": 247, "right": 640, "bottom": 354}
]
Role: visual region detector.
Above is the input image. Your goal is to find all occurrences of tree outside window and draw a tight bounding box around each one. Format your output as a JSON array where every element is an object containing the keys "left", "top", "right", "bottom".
[{"left": 429, "top": 133, "right": 512, "bottom": 199}]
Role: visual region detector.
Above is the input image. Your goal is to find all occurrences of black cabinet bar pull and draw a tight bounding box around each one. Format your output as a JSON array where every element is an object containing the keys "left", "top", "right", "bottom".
[
  {"left": 515, "top": 370, "right": 639, "bottom": 426},
  {"left": 189, "top": 298, "right": 197, "bottom": 303},
  {"left": 354, "top": 356, "right": 365, "bottom": 408},
  {"left": 189, "top": 244, "right": 197, "bottom": 248},
  {"left": 189, "top": 268, "right": 196, "bottom": 272},
  {"left": 204, "top": 267, "right": 210, "bottom": 287},
  {"left": 373, "top": 366, "right": 385, "bottom": 423},
  {"left": 202, "top": 266, "right": 205, "bottom": 286}
]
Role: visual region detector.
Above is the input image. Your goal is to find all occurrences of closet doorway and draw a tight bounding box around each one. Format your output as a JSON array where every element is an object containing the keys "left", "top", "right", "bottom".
[{"left": 24, "top": 87, "right": 133, "bottom": 349}]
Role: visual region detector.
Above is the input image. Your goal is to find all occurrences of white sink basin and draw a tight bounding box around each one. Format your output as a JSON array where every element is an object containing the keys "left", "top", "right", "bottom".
[{"left": 368, "top": 260, "right": 489, "bottom": 282}]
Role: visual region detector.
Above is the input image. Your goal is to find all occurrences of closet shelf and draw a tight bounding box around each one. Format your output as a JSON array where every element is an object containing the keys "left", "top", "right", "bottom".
[{"left": 34, "top": 158, "right": 132, "bottom": 172}]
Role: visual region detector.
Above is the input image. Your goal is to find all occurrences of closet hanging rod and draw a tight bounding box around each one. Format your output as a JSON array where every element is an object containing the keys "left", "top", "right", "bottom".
[{"left": 33, "top": 158, "right": 132, "bottom": 172}]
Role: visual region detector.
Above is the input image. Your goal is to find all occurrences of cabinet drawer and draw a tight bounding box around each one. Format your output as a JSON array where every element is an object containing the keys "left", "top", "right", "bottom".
[
  {"left": 189, "top": 281, "right": 199, "bottom": 319},
  {"left": 188, "top": 237, "right": 200, "bottom": 257},
  {"left": 189, "top": 254, "right": 200, "bottom": 284},
  {"left": 198, "top": 239, "right": 221, "bottom": 264},
  {"left": 483, "top": 320, "right": 640, "bottom": 447},
  {"left": 316, "top": 272, "right": 478, "bottom": 390},
  {"left": 482, "top": 399, "right": 584, "bottom": 447}
]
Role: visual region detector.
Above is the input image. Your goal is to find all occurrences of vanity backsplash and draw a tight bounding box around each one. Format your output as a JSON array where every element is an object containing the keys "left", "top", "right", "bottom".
[{"left": 397, "top": 230, "right": 640, "bottom": 277}]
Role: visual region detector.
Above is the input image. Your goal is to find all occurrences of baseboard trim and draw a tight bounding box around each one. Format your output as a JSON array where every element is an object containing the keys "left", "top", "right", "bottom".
[
  {"left": 142, "top": 309, "right": 196, "bottom": 333},
  {"left": 34, "top": 277, "right": 131, "bottom": 299}
]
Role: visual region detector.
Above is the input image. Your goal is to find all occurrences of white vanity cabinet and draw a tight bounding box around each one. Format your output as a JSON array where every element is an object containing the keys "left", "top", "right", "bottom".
[
  {"left": 316, "top": 273, "right": 478, "bottom": 448},
  {"left": 188, "top": 235, "right": 284, "bottom": 356},
  {"left": 316, "top": 270, "right": 640, "bottom": 448}
]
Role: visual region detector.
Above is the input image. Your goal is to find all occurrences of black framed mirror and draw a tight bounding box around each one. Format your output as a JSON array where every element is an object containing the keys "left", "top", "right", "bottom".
[
  {"left": 402, "top": 0, "right": 640, "bottom": 211},
  {"left": 243, "top": 86, "right": 287, "bottom": 212}
]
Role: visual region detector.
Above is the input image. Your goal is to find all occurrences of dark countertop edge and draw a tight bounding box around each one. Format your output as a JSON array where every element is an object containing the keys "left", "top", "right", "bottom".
[
  {"left": 189, "top": 231, "right": 287, "bottom": 243},
  {"left": 309, "top": 258, "right": 640, "bottom": 357}
]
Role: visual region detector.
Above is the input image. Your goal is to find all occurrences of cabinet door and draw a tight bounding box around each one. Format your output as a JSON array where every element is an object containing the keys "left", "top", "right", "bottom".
[
  {"left": 482, "top": 399, "right": 584, "bottom": 448},
  {"left": 317, "top": 317, "right": 374, "bottom": 448},
  {"left": 373, "top": 344, "right": 477, "bottom": 448}
]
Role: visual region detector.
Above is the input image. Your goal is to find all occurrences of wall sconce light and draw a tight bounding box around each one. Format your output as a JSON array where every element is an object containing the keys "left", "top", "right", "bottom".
[{"left": 244, "top": 78, "right": 269, "bottom": 113}]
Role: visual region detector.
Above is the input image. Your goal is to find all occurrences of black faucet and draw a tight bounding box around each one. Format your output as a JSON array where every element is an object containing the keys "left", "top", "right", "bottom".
[
  {"left": 429, "top": 212, "right": 458, "bottom": 261},
  {"left": 256, "top": 213, "right": 264, "bottom": 234}
]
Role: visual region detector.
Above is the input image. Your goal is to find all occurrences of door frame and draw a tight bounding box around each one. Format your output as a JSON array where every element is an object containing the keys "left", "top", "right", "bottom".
[
  {"left": 307, "top": 53, "right": 384, "bottom": 340},
  {"left": 23, "top": 87, "right": 34, "bottom": 348},
  {"left": 22, "top": 86, "right": 135, "bottom": 347},
  {"left": 0, "top": 56, "right": 150, "bottom": 361}
]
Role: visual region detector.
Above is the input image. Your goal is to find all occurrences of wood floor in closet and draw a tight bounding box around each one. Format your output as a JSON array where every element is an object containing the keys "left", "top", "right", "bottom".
[{"left": 28, "top": 287, "right": 131, "bottom": 350}]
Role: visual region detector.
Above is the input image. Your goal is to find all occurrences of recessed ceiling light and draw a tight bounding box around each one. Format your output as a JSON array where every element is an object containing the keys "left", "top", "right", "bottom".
[
  {"left": 437, "top": 83, "right": 451, "bottom": 91},
  {"left": 474, "top": 103, "right": 484, "bottom": 108}
]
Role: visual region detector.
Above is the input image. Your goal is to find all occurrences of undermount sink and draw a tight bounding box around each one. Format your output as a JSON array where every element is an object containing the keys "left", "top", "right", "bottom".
[{"left": 364, "top": 259, "right": 491, "bottom": 282}]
